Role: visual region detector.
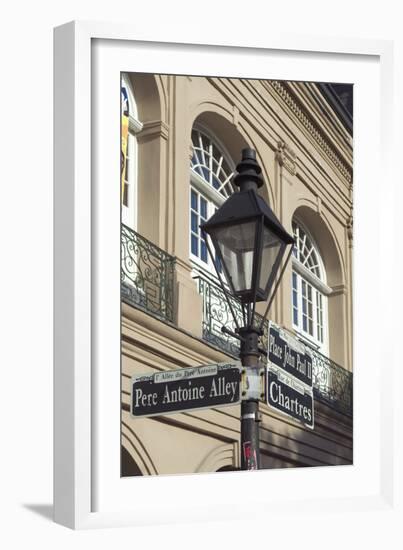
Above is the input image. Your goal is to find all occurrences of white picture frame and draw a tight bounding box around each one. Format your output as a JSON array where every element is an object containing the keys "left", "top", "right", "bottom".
[{"left": 54, "top": 21, "right": 397, "bottom": 530}]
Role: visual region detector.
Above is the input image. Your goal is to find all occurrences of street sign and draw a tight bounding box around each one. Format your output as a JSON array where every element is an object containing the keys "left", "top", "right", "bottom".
[
  {"left": 267, "top": 366, "right": 314, "bottom": 429},
  {"left": 268, "top": 322, "right": 313, "bottom": 388},
  {"left": 131, "top": 362, "right": 241, "bottom": 417},
  {"left": 266, "top": 322, "right": 314, "bottom": 429}
]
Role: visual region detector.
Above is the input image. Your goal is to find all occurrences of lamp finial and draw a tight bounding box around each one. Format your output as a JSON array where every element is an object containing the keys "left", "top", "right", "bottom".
[{"left": 233, "top": 147, "right": 263, "bottom": 191}]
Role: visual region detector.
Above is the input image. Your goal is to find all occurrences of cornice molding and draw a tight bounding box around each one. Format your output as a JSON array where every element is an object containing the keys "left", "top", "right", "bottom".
[
  {"left": 128, "top": 115, "right": 143, "bottom": 134},
  {"left": 137, "top": 119, "right": 169, "bottom": 142},
  {"left": 269, "top": 81, "right": 353, "bottom": 186},
  {"left": 330, "top": 283, "right": 347, "bottom": 297},
  {"left": 275, "top": 140, "right": 297, "bottom": 175}
]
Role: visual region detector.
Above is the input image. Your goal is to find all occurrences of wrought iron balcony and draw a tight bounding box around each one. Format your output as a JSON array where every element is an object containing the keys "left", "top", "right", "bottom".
[
  {"left": 311, "top": 348, "right": 353, "bottom": 417},
  {"left": 196, "top": 274, "right": 352, "bottom": 417},
  {"left": 195, "top": 274, "right": 268, "bottom": 357},
  {"left": 121, "top": 224, "right": 176, "bottom": 323}
]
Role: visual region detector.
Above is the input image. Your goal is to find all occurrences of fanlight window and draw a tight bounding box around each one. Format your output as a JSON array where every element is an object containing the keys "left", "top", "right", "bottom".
[
  {"left": 121, "top": 75, "right": 142, "bottom": 229},
  {"left": 291, "top": 220, "right": 328, "bottom": 351},
  {"left": 191, "top": 129, "right": 235, "bottom": 198},
  {"left": 121, "top": 76, "right": 139, "bottom": 120},
  {"left": 292, "top": 222, "right": 321, "bottom": 278},
  {"left": 189, "top": 129, "right": 235, "bottom": 274}
]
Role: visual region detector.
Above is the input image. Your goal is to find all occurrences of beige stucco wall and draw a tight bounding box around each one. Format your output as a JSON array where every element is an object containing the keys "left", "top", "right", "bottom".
[{"left": 121, "top": 75, "right": 353, "bottom": 475}]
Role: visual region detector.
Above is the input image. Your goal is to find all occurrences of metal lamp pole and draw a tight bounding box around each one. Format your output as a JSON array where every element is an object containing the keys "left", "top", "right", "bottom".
[
  {"left": 201, "top": 148, "right": 294, "bottom": 472},
  {"left": 233, "top": 151, "right": 264, "bottom": 471},
  {"left": 239, "top": 327, "right": 261, "bottom": 470},
  {"left": 222, "top": 323, "right": 262, "bottom": 470}
]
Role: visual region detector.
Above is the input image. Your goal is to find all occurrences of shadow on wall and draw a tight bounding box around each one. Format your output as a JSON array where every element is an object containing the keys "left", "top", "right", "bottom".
[{"left": 259, "top": 402, "right": 353, "bottom": 470}]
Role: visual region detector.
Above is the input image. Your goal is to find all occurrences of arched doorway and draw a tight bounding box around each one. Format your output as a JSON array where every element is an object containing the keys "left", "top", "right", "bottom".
[{"left": 121, "top": 445, "right": 143, "bottom": 477}]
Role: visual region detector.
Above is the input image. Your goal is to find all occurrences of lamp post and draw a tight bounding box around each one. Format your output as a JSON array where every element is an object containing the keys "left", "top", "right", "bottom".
[{"left": 200, "top": 148, "right": 294, "bottom": 470}]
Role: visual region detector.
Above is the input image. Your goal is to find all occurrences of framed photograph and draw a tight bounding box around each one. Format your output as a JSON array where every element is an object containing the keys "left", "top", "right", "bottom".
[{"left": 54, "top": 21, "right": 395, "bottom": 530}]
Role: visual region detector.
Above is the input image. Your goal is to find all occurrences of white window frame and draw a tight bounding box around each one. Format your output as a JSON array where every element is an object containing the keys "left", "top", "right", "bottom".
[
  {"left": 191, "top": 125, "right": 235, "bottom": 198},
  {"left": 189, "top": 126, "right": 235, "bottom": 278},
  {"left": 190, "top": 183, "right": 220, "bottom": 274},
  {"left": 291, "top": 221, "right": 331, "bottom": 354},
  {"left": 121, "top": 73, "right": 143, "bottom": 229}
]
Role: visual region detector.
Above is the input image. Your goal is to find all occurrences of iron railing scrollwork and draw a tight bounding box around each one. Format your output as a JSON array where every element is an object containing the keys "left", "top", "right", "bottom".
[
  {"left": 196, "top": 274, "right": 352, "bottom": 417},
  {"left": 121, "top": 224, "right": 175, "bottom": 323},
  {"left": 311, "top": 348, "right": 353, "bottom": 417},
  {"left": 195, "top": 275, "right": 268, "bottom": 356}
]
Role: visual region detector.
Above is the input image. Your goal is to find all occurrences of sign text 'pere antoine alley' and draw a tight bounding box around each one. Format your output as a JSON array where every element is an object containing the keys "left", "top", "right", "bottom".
[{"left": 131, "top": 363, "right": 241, "bottom": 417}]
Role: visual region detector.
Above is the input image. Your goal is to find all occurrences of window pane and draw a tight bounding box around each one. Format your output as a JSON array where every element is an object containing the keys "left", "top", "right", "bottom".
[
  {"left": 212, "top": 143, "right": 220, "bottom": 163},
  {"left": 191, "top": 235, "right": 198, "bottom": 256},
  {"left": 121, "top": 85, "right": 129, "bottom": 116},
  {"left": 200, "top": 197, "right": 207, "bottom": 219},
  {"left": 191, "top": 212, "right": 198, "bottom": 233},
  {"left": 195, "top": 165, "right": 204, "bottom": 177},
  {"left": 292, "top": 272, "right": 299, "bottom": 327},
  {"left": 215, "top": 255, "right": 222, "bottom": 273},
  {"left": 122, "top": 182, "right": 128, "bottom": 207},
  {"left": 191, "top": 189, "right": 198, "bottom": 211},
  {"left": 212, "top": 175, "right": 220, "bottom": 190},
  {"left": 316, "top": 291, "right": 324, "bottom": 342},
  {"left": 195, "top": 149, "right": 204, "bottom": 166},
  {"left": 200, "top": 240, "right": 208, "bottom": 263},
  {"left": 202, "top": 166, "right": 209, "bottom": 182}
]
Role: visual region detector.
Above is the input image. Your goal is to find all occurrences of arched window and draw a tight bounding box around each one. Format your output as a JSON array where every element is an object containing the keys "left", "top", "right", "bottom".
[
  {"left": 189, "top": 127, "right": 235, "bottom": 273},
  {"left": 291, "top": 220, "right": 329, "bottom": 353},
  {"left": 121, "top": 74, "right": 143, "bottom": 228}
]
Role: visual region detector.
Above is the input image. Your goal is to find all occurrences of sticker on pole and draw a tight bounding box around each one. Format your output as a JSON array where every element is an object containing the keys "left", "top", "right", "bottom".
[{"left": 266, "top": 321, "right": 314, "bottom": 429}]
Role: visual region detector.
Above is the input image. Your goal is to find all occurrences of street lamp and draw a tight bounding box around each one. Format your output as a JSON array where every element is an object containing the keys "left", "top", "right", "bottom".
[{"left": 200, "top": 148, "right": 294, "bottom": 470}]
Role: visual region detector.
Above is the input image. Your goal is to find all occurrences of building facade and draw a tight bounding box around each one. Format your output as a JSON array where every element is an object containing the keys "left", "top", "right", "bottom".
[{"left": 121, "top": 74, "right": 353, "bottom": 475}]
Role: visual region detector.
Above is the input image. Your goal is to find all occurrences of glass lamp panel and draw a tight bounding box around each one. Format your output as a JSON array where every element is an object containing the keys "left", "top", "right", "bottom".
[
  {"left": 212, "top": 220, "right": 257, "bottom": 294},
  {"left": 258, "top": 225, "right": 283, "bottom": 293}
]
